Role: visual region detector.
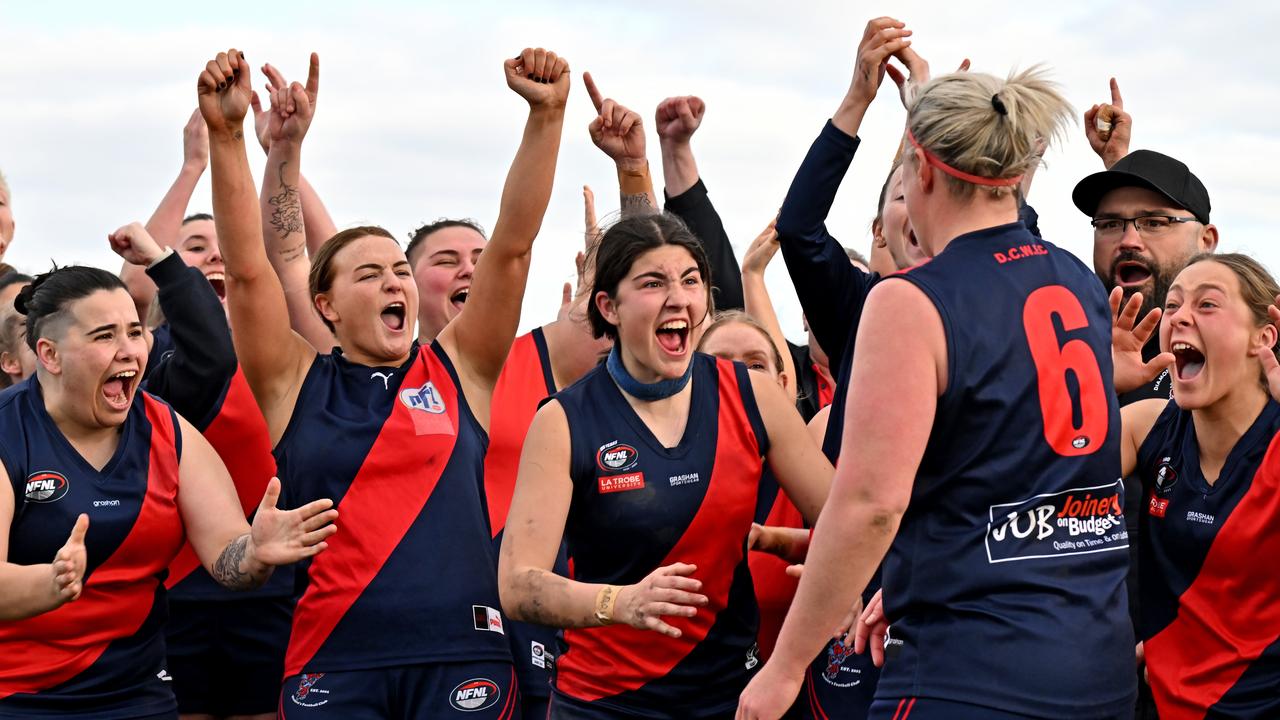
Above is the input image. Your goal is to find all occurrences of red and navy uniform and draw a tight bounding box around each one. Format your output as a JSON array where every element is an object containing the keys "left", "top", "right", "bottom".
[
  {"left": 0, "top": 381, "right": 184, "bottom": 719},
  {"left": 749, "top": 471, "right": 801, "bottom": 663},
  {"left": 869, "top": 222, "right": 1134, "bottom": 719},
  {"left": 550, "top": 354, "right": 768, "bottom": 719},
  {"left": 485, "top": 328, "right": 565, "bottom": 712},
  {"left": 273, "top": 341, "right": 517, "bottom": 718},
  {"left": 140, "top": 251, "right": 294, "bottom": 716},
  {"left": 1137, "top": 399, "right": 1280, "bottom": 719}
]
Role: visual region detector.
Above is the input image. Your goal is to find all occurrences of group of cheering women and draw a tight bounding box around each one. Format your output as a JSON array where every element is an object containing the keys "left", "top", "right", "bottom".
[{"left": 0, "top": 14, "right": 1277, "bottom": 720}]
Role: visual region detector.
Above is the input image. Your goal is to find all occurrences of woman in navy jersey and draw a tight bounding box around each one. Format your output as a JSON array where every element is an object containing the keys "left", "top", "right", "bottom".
[
  {"left": 0, "top": 266, "right": 335, "bottom": 719},
  {"left": 1111, "top": 253, "right": 1280, "bottom": 719},
  {"left": 197, "top": 47, "right": 568, "bottom": 717},
  {"left": 499, "top": 213, "right": 834, "bottom": 719},
  {"left": 740, "top": 57, "right": 1136, "bottom": 720}
]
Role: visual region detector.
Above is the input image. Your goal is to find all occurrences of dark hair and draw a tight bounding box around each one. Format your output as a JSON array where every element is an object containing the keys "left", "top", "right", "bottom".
[
  {"left": 15, "top": 266, "right": 128, "bottom": 352},
  {"left": 0, "top": 270, "right": 32, "bottom": 301},
  {"left": 587, "top": 213, "right": 713, "bottom": 340},
  {"left": 405, "top": 218, "right": 487, "bottom": 266},
  {"left": 309, "top": 226, "right": 399, "bottom": 333},
  {"left": 182, "top": 212, "right": 214, "bottom": 225}
]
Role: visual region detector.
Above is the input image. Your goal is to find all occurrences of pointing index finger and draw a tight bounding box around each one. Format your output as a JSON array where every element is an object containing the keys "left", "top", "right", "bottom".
[
  {"left": 583, "top": 71, "right": 604, "bottom": 113},
  {"left": 1110, "top": 77, "right": 1124, "bottom": 109},
  {"left": 306, "top": 52, "right": 320, "bottom": 101}
]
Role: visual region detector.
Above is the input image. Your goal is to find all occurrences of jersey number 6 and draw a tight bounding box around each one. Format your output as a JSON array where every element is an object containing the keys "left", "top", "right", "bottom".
[{"left": 1022, "top": 285, "right": 1108, "bottom": 456}]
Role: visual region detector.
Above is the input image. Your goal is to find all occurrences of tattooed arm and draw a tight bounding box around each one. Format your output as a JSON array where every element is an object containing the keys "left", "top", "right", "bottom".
[
  {"left": 210, "top": 533, "right": 268, "bottom": 590},
  {"left": 500, "top": 401, "right": 708, "bottom": 635}
]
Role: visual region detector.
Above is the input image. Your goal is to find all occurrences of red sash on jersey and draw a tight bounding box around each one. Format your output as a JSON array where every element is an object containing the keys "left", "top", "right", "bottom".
[
  {"left": 166, "top": 367, "right": 276, "bottom": 587},
  {"left": 0, "top": 396, "right": 183, "bottom": 696},
  {"left": 483, "top": 332, "right": 551, "bottom": 536},
  {"left": 557, "top": 359, "right": 763, "bottom": 700},
  {"left": 1146, "top": 431, "right": 1280, "bottom": 719},
  {"left": 283, "top": 348, "right": 461, "bottom": 676},
  {"left": 750, "top": 492, "right": 804, "bottom": 661}
]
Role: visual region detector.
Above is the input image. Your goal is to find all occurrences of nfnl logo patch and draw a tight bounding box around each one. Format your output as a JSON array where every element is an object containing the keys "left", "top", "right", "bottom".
[
  {"left": 449, "top": 678, "right": 500, "bottom": 712},
  {"left": 399, "top": 382, "right": 446, "bottom": 414},
  {"left": 598, "top": 472, "right": 645, "bottom": 494},
  {"left": 25, "top": 471, "right": 69, "bottom": 503},
  {"left": 596, "top": 441, "right": 639, "bottom": 472}
]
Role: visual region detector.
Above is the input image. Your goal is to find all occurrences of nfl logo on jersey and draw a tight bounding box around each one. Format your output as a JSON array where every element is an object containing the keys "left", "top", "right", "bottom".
[{"left": 400, "top": 382, "right": 446, "bottom": 414}]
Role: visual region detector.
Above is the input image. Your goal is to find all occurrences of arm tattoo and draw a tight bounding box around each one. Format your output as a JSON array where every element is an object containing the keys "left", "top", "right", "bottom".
[
  {"left": 268, "top": 161, "right": 304, "bottom": 239},
  {"left": 211, "top": 534, "right": 265, "bottom": 591},
  {"left": 620, "top": 191, "right": 655, "bottom": 218}
]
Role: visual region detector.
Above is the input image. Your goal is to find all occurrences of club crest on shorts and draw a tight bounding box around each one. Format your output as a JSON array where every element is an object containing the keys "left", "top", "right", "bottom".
[
  {"left": 400, "top": 381, "right": 446, "bottom": 414},
  {"left": 449, "top": 677, "right": 500, "bottom": 712},
  {"left": 24, "top": 471, "right": 69, "bottom": 503},
  {"left": 291, "top": 673, "right": 330, "bottom": 707},
  {"left": 822, "top": 638, "right": 862, "bottom": 687}
]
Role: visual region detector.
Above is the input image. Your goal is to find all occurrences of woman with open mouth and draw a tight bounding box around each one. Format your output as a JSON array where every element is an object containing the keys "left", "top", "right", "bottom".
[
  {"left": 198, "top": 46, "right": 569, "bottom": 716},
  {"left": 1113, "top": 253, "right": 1280, "bottom": 719},
  {"left": 0, "top": 265, "right": 336, "bottom": 718},
  {"left": 499, "top": 213, "right": 833, "bottom": 719}
]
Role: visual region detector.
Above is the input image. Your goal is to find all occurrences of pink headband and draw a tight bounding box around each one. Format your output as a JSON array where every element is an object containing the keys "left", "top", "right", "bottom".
[{"left": 905, "top": 128, "right": 1023, "bottom": 188}]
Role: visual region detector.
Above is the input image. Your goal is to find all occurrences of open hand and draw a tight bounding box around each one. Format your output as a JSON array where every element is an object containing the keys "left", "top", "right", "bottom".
[
  {"left": 584, "top": 72, "right": 646, "bottom": 170},
  {"left": 615, "top": 562, "right": 708, "bottom": 637},
  {"left": 259, "top": 54, "right": 320, "bottom": 147},
  {"left": 1110, "top": 287, "right": 1173, "bottom": 395},
  {"left": 109, "top": 222, "right": 165, "bottom": 267},
  {"left": 248, "top": 478, "right": 338, "bottom": 566},
  {"left": 504, "top": 48, "right": 570, "bottom": 109},
  {"left": 52, "top": 514, "right": 89, "bottom": 605},
  {"left": 197, "top": 49, "right": 253, "bottom": 138}
]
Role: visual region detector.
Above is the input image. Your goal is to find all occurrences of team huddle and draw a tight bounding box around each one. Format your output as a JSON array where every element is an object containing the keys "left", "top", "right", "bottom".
[{"left": 2, "top": 15, "right": 1277, "bottom": 720}]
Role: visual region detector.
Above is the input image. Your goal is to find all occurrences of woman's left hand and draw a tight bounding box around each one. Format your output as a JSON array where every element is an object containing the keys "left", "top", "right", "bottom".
[{"left": 249, "top": 477, "right": 338, "bottom": 566}]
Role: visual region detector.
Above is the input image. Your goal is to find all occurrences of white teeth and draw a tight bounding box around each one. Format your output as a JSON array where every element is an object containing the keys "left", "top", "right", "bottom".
[
  {"left": 658, "top": 320, "right": 688, "bottom": 330},
  {"left": 385, "top": 302, "right": 404, "bottom": 310},
  {"left": 1172, "top": 342, "right": 1199, "bottom": 353},
  {"left": 111, "top": 370, "right": 137, "bottom": 380},
  {"left": 206, "top": 272, "right": 225, "bottom": 281}
]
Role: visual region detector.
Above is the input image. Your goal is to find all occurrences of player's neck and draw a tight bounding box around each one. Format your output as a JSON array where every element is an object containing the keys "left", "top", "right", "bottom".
[
  {"left": 1191, "top": 384, "right": 1269, "bottom": 483},
  {"left": 42, "top": 388, "right": 121, "bottom": 470},
  {"left": 922, "top": 198, "right": 1020, "bottom": 257}
]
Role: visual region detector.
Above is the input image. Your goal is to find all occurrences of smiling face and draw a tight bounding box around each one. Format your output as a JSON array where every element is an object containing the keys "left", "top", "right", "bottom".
[
  {"left": 316, "top": 234, "right": 418, "bottom": 364},
  {"left": 175, "top": 219, "right": 226, "bottom": 303},
  {"left": 596, "top": 245, "right": 709, "bottom": 384},
  {"left": 1093, "top": 186, "right": 1213, "bottom": 318},
  {"left": 411, "top": 225, "right": 486, "bottom": 342},
  {"left": 875, "top": 166, "right": 926, "bottom": 271},
  {"left": 1160, "top": 260, "right": 1276, "bottom": 410},
  {"left": 36, "top": 288, "right": 147, "bottom": 428}
]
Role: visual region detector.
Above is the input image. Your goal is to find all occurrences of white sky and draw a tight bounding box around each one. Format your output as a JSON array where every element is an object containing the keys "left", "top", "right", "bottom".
[{"left": 3, "top": 0, "right": 1277, "bottom": 341}]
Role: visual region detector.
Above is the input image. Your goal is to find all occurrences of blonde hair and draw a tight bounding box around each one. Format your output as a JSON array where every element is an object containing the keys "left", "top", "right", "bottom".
[
  {"left": 906, "top": 66, "right": 1073, "bottom": 199},
  {"left": 0, "top": 168, "right": 8, "bottom": 197}
]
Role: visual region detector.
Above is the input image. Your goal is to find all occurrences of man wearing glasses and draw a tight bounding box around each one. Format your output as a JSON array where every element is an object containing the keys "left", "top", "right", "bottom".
[{"left": 1072, "top": 149, "right": 1217, "bottom": 720}]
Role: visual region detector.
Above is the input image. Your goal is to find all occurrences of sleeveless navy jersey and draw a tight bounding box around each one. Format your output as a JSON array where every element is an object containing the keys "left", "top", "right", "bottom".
[
  {"left": 1137, "top": 399, "right": 1280, "bottom": 719},
  {"left": 0, "top": 380, "right": 184, "bottom": 718},
  {"left": 273, "top": 341, "right": 511, "bottom": 677},
  {"left": 485, "top": 327, "right": 566, "bottom": 701},
  {"left": 879, "top": 222, "right": 1135, "bottom": 717},
  {"left": 552, "top": 354, "right": 768, "bottom": 717}
]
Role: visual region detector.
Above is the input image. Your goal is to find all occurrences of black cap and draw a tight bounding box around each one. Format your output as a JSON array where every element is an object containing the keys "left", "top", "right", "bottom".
[{"left": 1072, "top": 150, "right": 1211, "bottom": 224}]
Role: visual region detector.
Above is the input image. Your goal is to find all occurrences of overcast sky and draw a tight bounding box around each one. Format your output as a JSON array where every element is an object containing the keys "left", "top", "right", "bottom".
[{"left": 3, "top": 0, "right": 1276, "bottom": 340}]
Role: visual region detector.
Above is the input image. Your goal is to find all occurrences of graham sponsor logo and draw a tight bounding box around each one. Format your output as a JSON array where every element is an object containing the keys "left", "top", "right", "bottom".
[
  {"left": 596, "top": 441, "right": 639, "bottom": 472},
  {"left": 24, "top": 471, "right": 69, "bottom": 503},
  {"left": 399, "top": 381, "right": 446, "bottom": 414},
  {"left": 291, "top": 673, "right": 329, "bottom": 707},
  {"left": 993, "top": 243, "right": 1048, "bottom": 264},
  {"left": 985, "top": 480, "right": 1128, "bottom": 563},
  {"left": 93, "top": 499, "right": 120, "bottom": 507},
  {"left": 472, "top": 605, "right": 505, "bottom": 635},
  {"left": 450, "top": 678, "right": 501, "bottom": 712},
  {"left": 598, "top": 472, "right": 645, "bottom": 494},
  {"left": 669, "top": 472, "right": 700, "bottom": 487},
  {"left": 1186, "top": 510, "right": 1216, "bottom": 525}
]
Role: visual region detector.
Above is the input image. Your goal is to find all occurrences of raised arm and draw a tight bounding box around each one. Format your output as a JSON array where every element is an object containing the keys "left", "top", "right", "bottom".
[
  {"left": 499, "top": 401, "right": 708, "bottom": 635},
  {"left": 656, "top": 95, "right": 744, "bottom": 312},
  {"left": 198, "top": 49, "right": 316, "bottom": 442},
  {"left": 753, "top": 372, "right": 832, "bottom": 525},
  {"left": 582, "top": 72, "right": 658, "bottom": 215},
  {"left": 741, "top": 218, "right": 798, "bottom": 403},
  {"left": 777, "top": 19, "right": 910, "bottom": 369},
  {"left": 258, "top": 56, "right": 336, "bottom": 353},
  {"left": 109, "top": 223, "right": 236, "bottom": 429},
  {"left": 122, "top": 110, "right": 210, "bottom": 320},
  {"left": 1084, "top": 78, "right": 1132, "bottom": 170},
  {"left": 439, "top": 48, "right": 569, "bottom": 418}
]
